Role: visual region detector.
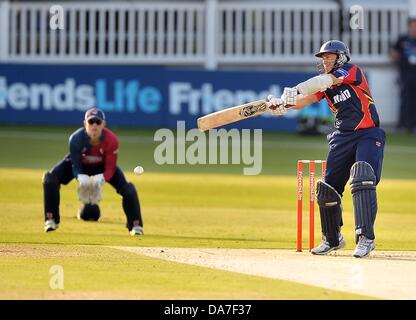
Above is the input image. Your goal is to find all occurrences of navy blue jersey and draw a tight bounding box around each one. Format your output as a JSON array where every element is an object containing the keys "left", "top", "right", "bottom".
[
  {"left": 392, "top": 35, "right": 416, "bottom": 80},
  {"left": 315, "top": 63, "right": 380, "bottom": 132}
]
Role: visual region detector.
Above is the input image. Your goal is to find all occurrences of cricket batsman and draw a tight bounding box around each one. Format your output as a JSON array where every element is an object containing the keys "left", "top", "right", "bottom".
[
  {"left": 42, "top": 108, "right": 144, "bottom": 236},
  {"left": 268, "top": 40, "right": 385, "bottom": 258}
]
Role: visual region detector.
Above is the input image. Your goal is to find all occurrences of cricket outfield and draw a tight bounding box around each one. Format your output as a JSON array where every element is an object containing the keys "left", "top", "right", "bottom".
[{"left": 0, "top": 126, "right": 415, "bottom": 299}]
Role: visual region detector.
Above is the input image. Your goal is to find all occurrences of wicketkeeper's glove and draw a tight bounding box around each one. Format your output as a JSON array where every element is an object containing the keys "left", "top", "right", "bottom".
[
  {"left": 77, "top": 174, "right": 92, "bottom": 204},
  {"left": 89, "top": 174, "right": 105, "bottom": 205},
  {"left": 77, "top": 174, "right": 90, "bottom": 186},
  {"left": 91, "top": 174, "right": 105, "bottom": 187}
]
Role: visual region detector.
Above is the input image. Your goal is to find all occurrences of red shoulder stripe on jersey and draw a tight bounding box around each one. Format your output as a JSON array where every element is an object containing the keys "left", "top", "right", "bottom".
[
  {"left": 341, "top": 64, "right": 358, "bottom": 84},
  {"left": 351, "top": 65, "right": 358, "bottom": 79},
  {"left": 364, "top": 93, "right": 374, "bottom": 104},
  {"left": 351, "top": 86, "right": 376, "bottom": 130},
  {"left": 324, "top": 92, "right": 337, "bottom": 114},
  {"left": 355, "top": 70, "right": 372, "bottom": 93},
  {"left": 358, "top": 86, "right": 371, "bottom": 97}
]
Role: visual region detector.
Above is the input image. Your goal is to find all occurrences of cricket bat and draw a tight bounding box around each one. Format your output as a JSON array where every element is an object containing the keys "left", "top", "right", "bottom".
[{"left": 197, "top": 99, "right": 270, "bottom": 131}]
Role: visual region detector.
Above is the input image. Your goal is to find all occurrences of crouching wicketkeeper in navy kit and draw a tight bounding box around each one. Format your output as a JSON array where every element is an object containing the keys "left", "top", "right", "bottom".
[
  {"left": 42, "top": 108, "right": 144, "bottom": 236},
  {"left": 267, "top": 40, "right": 385, "bottom": 258}
]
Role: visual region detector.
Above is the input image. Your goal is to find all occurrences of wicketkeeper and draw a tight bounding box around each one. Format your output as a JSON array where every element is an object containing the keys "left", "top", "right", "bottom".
[
  {"left": 268, "top": 40, "right": 385, "bottom": 258},
  {"left": 42, "top": 108, "right": 144, "bottom": 236}
]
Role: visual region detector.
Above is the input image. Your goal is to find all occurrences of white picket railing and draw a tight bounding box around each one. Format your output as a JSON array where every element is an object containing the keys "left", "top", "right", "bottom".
[
  {"left": 341, "top": 1, "right": 409, "bottom": 64},
  {"left": 3, "top": 1, "right": 207, "bottom": 64},
  {"left": 216, "top": 2, "right": 340, "bottom": 64},
  {"left": 0, "top": 0, "right": 410, "bottom": 68}
]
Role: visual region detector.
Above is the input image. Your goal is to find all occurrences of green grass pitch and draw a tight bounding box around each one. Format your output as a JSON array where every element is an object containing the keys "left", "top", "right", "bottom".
[{"left": 0, "top": 125, "right": 415, "bottom": 299}]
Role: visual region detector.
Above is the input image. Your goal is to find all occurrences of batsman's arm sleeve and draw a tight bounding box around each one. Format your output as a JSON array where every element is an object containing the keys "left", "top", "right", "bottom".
[
  {"left": 103, "top": 136, "right": 119, "bottom": 182},
  {"left": 295, "top": 74, "right": 334, "bottom": 96},
  {"left": 69, "top": 133, "right": 84, "bottom": 178}
]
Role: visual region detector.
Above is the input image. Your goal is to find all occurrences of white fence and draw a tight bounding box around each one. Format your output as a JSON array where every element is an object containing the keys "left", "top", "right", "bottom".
[{"left": 0, "top": 0, "right": 410, "bottom": 68}]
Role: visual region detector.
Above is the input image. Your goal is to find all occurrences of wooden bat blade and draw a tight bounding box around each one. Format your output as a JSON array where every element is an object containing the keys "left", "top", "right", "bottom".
[{"left": 197, "top": 99, "right": 269, "bottom": 131}]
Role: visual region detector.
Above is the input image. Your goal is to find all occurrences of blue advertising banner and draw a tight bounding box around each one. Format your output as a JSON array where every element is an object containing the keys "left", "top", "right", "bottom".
[
  {"left": 0, "top": 64, "right": 166, "bottom": 126},
  {"left": 0, "top": 64, "right": 332, "bottom": 131}
]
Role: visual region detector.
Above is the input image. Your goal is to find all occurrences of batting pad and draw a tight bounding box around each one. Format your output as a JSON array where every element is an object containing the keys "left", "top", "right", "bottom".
[
  {"left": 350, "top": 161, "right": 377, "bottom": 242},
  {"left": 316, "top": 180, "right": 343, "bottom": 247}
]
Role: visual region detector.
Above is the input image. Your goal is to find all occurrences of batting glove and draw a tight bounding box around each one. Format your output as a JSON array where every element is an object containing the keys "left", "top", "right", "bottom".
[
  {"left": 266, "top": 95, "right": 287, "bottom": 116},
  {"left": 271, "top": 105, "right": 288, "bottom": 116},
  {"left": 280, "top": 87, "right": 298, "bottom": 106}
]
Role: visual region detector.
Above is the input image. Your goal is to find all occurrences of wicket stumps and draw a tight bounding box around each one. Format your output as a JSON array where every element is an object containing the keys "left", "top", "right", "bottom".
[{"left": 297, "top": 160, "right": 326, "bottom": 252}]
